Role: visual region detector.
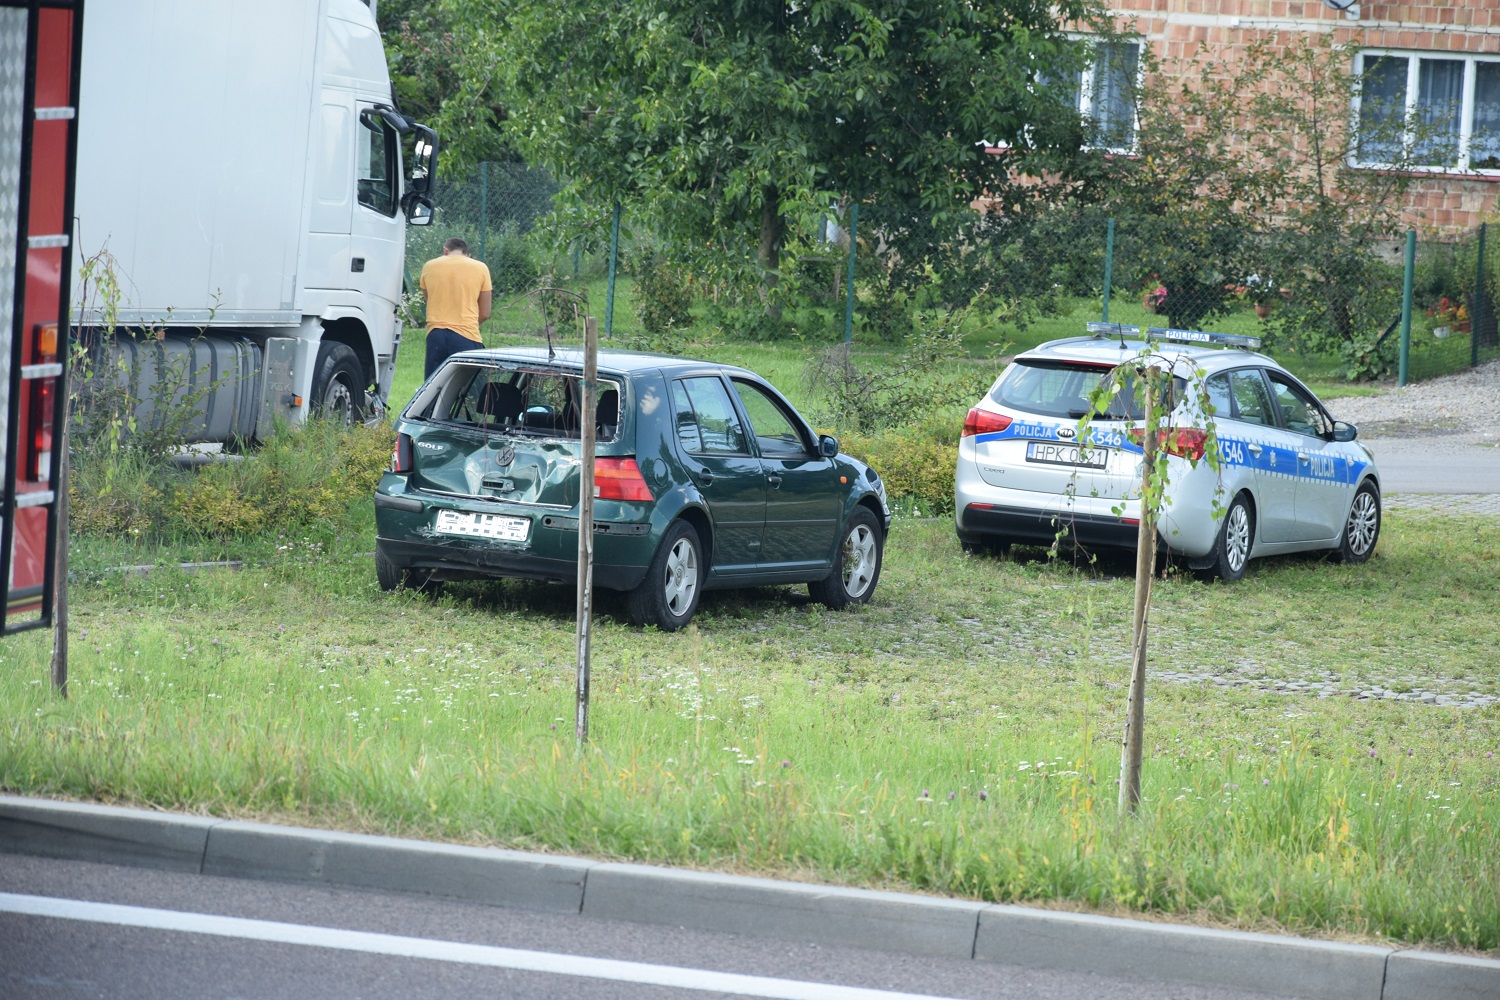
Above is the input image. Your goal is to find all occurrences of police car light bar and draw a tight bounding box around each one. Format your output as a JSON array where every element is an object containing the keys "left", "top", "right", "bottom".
[{"left": 1085, "top": 322, "right": 1262, "bottom": 351}]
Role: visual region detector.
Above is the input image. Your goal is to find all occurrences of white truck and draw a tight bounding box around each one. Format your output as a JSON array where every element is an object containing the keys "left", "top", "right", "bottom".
[{"left": 72, "top": 0, "right": 436, "bottom": 441}]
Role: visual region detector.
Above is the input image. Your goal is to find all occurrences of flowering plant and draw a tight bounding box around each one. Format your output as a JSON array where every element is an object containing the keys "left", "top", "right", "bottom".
[
  {"left": 1425, "top": 296, "right": 1468, "bottom": 327},
  {"left": 1224, "top": 275, "right": 1277, "bottom": 306},
  {"left": 1142, "top": 277, "right": 1167, "bottom": 312}
]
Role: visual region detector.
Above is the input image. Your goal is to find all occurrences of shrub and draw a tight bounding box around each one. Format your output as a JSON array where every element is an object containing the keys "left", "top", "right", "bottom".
[
  {"left": 802, "top": 307, "right": 995, "bottom": 432},
  {"left": 72, "top": 419, "right": 395, "bottom": 544},
  {"left": 68, "top": 447, "right": 165, "bottom": 539},
  {"left": 488, "top": 221, "right": 541, "bottom": 295},
  {"left": 169, "top": 473, "right": 268, "bottom": 538},
  {"left": 838, "top": 416, "right": 959, "bottom": 516},
  {"left": 632, "top": 246, "right": 695, "bottom": 334}
]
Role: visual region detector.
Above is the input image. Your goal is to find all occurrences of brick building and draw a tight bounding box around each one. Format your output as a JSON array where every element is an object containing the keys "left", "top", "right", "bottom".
[{"left": 1068, "top": 0, "right": 1500, "bottom": 232}]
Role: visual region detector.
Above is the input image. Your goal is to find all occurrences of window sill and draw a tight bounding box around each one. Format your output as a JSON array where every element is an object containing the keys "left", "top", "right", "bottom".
[{"left": 1347, "top": 164, "right": 1500, "bottom": 183}]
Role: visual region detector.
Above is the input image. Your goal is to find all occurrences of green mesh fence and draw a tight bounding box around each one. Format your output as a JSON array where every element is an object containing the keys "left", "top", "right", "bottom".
[
  {"left": 1405, "top": 224, "right": 1499, "bottom": 383},
  {"left": 415, "top": 164, "right": 1497, "bottom": 383}
]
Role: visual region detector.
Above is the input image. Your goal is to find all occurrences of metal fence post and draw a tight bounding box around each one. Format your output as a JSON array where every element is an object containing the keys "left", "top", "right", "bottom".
[
  {"left": 605, "top": 202, "right": 621, "bottom": 337},
  {"left": 1399, "top": 230, "right": 1415, "bottom": 388},
  {"left": 842, "top": 200, "right": 859, "bottom": 344},
  {"left": 478, "top": 162, "right": 489, "bottom": 262},
  {"left": 1102, "top": 217, "right": 1116, "bottom": 322},
  {"left": 1474, "top": 222, "right": 1486, "bottom": 370}
]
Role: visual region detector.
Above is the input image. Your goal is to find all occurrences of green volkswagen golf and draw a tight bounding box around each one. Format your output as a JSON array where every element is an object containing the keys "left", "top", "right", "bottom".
[{"left": 374, "top": 347, "right": 891, "bottom": 631}]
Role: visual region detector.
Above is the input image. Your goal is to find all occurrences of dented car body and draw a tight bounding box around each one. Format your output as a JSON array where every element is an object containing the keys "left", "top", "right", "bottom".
[{"left": 374, "top": 347, "right": 891, "bottom": 629}]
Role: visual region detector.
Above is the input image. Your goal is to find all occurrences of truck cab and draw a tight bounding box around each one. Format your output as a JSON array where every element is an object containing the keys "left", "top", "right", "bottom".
[{"left": 72, "top": 0, "right": 436, "bottom": 442}]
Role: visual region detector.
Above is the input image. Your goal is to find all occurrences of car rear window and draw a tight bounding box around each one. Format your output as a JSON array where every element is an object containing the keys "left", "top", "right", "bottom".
[
  {"left": 416, "top": 363, "right": 622, "bottom": 442},
  {"left": 992, "top": 359, "right": 1186, "bottom": 421}
]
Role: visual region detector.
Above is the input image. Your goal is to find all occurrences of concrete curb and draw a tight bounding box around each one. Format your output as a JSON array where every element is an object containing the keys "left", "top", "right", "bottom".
[{"left": 1, "top": 795, "right": 1496, "bottom": 1000}]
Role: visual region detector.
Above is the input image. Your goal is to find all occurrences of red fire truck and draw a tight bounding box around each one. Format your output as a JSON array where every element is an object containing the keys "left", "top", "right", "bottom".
[{"left": 0, "top": 0, "right": 77, "bottom": 633}]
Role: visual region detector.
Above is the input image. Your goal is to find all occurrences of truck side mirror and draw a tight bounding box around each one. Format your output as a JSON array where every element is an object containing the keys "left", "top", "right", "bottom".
[
  {"left": 407, "top": 126, "right": 439, "bottom": 198},
  {"left": 406, "top": 195, "right": 434, "bottom": 227}
]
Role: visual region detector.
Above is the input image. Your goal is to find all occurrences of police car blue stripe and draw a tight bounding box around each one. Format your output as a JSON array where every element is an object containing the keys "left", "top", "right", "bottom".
[{"left": 976, "top": 422, "right": 1372, "bottom": 486}]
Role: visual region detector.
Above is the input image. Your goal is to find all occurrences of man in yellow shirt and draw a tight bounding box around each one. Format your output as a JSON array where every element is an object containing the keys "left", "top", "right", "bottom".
[{"left": 420, "top": 237, "right": 493, "bottom": 378}]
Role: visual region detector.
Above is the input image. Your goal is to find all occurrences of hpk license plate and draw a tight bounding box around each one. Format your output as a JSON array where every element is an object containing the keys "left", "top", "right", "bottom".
[
  {"left": 1026, "top": 441, "right": 1108, "bottom": 469},
  {"left": 434, "top": 509, "right": 530, "bottom": 542}
]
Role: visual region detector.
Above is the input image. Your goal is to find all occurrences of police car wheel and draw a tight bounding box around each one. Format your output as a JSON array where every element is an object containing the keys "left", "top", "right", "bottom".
[
  {"left": 1335, "top": 481, "right": 1380, "bottom": 564},
  {"left": 1200, "top": 493, "right": 1253, "bottom": 583}
]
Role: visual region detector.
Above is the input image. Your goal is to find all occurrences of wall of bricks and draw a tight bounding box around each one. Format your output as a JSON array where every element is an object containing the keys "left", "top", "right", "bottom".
[{"left": 1108, "top": 0, "right": 1500, "bottom": 231}]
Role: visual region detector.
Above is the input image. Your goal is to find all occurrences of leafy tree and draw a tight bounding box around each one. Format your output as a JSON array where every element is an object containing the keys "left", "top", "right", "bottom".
[
  {"left": 1081, "top": 35, "right": 1430, "bottom": 375},
  {"left": 377, "top": 0, "right": 512, "bottom": 169},
  {"left": 440, "top": 0, "right": 1103, "bottom": 308},
  {"left": 1238, "top": 36, "right": 1425, "bottom": 377}
]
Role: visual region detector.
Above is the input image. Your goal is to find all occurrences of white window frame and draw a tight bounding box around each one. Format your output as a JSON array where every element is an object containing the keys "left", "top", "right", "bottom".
[{"left": 1351, "top": 49, "right": 1500, "bottom": 174}]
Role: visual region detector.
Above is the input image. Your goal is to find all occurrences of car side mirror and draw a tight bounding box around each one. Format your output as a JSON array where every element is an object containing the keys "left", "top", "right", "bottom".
[
  {"left": 818, "top": 434, "right": 839, "bottom": 458},
  {"left": 1332, "top": 420, "right": 1358, "bottom": 443}
]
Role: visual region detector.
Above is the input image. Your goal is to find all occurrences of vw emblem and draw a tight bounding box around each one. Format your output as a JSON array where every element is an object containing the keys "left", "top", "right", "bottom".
[
  {"left": 1057, "top": 427, "right": 1076, "bottom": 440},
  {"left": 493, "top": 445, "right": 515, "bottom": 467}
]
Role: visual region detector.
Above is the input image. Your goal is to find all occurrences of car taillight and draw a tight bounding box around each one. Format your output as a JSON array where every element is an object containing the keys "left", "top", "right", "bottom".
[
  {"left": 1128, "top": 427, "right": 1208, "bottom": 461},
  {"left": 391, "top": 433, "right": 413, "bottom": 473},
  {"left": 595, "top": 457, "right": 654, "bottom": 501},
  {"left": 962, "top": 408, "right": 1013, "bottom": 437}
]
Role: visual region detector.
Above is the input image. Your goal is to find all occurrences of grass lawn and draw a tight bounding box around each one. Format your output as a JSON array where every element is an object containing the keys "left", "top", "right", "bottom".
[
  {"left": 25, "top": 289, "right": 1495, "bottom": 955},
  {"left": 3, "top": 511, "right": 1497, "bottom": 953}
]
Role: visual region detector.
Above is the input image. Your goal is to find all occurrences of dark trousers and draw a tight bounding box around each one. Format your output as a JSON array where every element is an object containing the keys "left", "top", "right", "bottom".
[{"left": 424, "top": 328, "right": 480, "bottom": 379}]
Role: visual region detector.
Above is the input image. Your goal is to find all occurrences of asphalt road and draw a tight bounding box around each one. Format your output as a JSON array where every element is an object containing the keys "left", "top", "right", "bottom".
[
  {"left": 1362, "top": 432, "right": 1500, "bottom": 494},
  {"left": 0, "top": 855, "right": 1301, "bottom": 1000}
]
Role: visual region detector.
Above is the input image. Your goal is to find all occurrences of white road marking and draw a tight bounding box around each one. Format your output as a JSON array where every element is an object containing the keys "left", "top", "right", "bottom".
[{"left": 0, "top": 892, "right": 960, "bottom": 1000}]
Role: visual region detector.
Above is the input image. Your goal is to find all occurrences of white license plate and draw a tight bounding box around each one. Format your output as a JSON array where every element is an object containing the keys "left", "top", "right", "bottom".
[
  {"left": 434, "top": 509, "right": 530, "bottom": 541},
  {"left": 1026, "top": 441, "right": 1108, "bottom": 469}
]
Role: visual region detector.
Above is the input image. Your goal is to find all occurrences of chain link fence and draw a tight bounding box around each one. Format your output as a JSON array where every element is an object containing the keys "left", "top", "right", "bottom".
[
  {"left": 1408, "top": 224, "right": 1499, "bottom": 382},
  {"left": 415, "top": 163, "right": 1499, "bottom": 384}
]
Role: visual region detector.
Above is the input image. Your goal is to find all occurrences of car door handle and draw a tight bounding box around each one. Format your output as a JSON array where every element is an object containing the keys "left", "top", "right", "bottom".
[
  {"left": 1297, "top": 452, "right": 1310, "bottom": 462},
  {"left": 767, "top": 473, "right": 783, "bottom": 490},
  {"left": 1247, "top": 444, "right": 1263, "bottom": 455},
  {"left": 696, "top": 470, "right": 715, "bottom": 488}
]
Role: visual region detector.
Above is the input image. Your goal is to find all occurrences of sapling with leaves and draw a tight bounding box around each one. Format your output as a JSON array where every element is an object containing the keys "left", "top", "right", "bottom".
[{"left": 1070, "top": 344, "right": 1223, "bottom": 814}]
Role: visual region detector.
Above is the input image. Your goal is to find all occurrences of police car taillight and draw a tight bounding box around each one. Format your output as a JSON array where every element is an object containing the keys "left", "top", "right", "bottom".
[
  {"left": 391, "top": 433, "right": 414, "bottom": 473},
  {"left": 962, "top": 408, "right": 1012, "bottom": 437},
  {"left": 1129, "top": 427, "right": 1208, "bottom": 461},
  {"left": 595, "top": 457, "right": 654, "bottom": 502}
]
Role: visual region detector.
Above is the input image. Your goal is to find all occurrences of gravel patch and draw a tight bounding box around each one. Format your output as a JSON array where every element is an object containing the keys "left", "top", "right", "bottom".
[{"left": 1325, "top": 358, "right": 1500, "bottom": 437}]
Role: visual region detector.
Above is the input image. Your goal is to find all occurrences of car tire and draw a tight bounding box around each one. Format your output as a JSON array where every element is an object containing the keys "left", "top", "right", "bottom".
[
  {"left": 1335, "top": 480, "right": 1381, "bottom": 564},
  {"left": 311, "top": 341, "right": 366, "bottom": 424},
  {"left": 627, "top": 520, "right": 703, "bottom": 631},
  {"left": 809, "top": 507, "right": 883, "bottom": 609},
  {"left": 376, "top": 544, "right": 441, "bottom": 596},
  {"left": 1199, "top": 492, "right": 1253, "bottom": 583}
]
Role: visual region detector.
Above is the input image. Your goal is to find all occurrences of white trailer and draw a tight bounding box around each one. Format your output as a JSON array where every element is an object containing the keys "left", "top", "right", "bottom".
[{"left": 71, "top": 0, "right": 435, "bottom": 440}]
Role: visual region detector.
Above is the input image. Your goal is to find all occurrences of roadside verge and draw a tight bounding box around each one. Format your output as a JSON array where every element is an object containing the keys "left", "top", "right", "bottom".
[{"left": 1, "top": 795, "right": 1495, "bottom": 1000}]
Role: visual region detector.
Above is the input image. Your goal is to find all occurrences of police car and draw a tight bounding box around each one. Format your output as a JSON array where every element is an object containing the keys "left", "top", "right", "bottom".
[{"left": 954, "top": 324, "right": 1381, "bottom": 580}]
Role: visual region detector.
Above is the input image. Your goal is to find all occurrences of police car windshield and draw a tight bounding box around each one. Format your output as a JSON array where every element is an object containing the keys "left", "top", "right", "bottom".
[{"left": 993, "top": 360, "right": 1186, "bottom": 421}]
